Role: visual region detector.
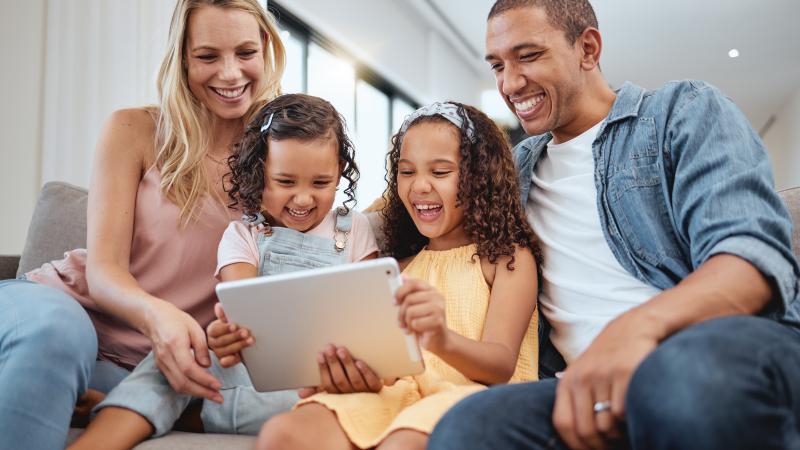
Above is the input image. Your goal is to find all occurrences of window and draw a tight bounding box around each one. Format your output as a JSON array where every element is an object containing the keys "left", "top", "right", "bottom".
[
  {"left": 307, "top": 43, "right": 356, "bottom": 130},
  {"left": 355, "top": 80, "right": 390, "bottom": 204},
  {"left": 270, "top": 2, "right": 418, "bottom": 209},
  {"left": 279, "top": 28, "right": 305, "bottom": 94},
  {"left": 392, "top": 98, "right": 416, "bottom": 137}
]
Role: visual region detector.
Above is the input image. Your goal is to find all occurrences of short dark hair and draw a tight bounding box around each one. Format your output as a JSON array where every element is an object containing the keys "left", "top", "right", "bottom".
[{"left": 488, "top": 0, "right": 598, "bottom": 44}]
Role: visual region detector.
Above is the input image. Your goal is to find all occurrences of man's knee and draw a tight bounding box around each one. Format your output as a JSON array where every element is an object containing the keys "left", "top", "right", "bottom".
[
  {"left": 430, "top": 381, "right": 558, "bottom": 450},
  {"left": 429, "top": 391, "right": 488, "bottom": 448},
  {"left": 629, "top": 316, "right": 788, "bottom": 407},
  {"left": 626, "top": 316, "right": 786, "bottom": 447}
]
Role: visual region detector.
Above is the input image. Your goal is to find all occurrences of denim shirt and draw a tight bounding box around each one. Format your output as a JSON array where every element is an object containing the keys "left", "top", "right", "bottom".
[{"left": 515, "top": 81, "right": 800, "bottom": 328}]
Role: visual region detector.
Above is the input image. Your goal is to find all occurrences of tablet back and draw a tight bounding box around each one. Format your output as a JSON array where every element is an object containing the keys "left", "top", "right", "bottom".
[{"left": 216, "top": 257, "right": 424, "bottom": 392}]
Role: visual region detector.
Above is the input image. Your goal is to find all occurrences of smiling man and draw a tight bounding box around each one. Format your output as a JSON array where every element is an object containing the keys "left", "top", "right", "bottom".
[{"left": 428, "top": 1, "right": 800, "bottom": 449}]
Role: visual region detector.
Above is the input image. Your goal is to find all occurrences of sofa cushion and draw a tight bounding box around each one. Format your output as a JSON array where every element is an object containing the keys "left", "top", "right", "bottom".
[
  {"left": 67, "top": 428, "right": 255, "bottom": 449},
  {"left": 17, "top": 182, "right": 88, "bottom": 277},
  {"left": 779, "top": 187, "right": 800, "bottom": 261},
  {"left": 0, "top": 255, "right": 21, "bottom": 280}
]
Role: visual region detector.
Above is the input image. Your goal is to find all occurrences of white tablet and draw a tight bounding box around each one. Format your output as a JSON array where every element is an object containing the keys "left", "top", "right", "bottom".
[{"left": 215, "top": 257, "right": 425, "bottom": 392}]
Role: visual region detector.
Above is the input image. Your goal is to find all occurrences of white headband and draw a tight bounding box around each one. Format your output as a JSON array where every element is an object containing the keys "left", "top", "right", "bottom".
[
  {"left": 259, "top": 112, "right": 275, "bottom": 133},
  {"left": 399, "top": 102, "right": 476, "bottom": 142}
]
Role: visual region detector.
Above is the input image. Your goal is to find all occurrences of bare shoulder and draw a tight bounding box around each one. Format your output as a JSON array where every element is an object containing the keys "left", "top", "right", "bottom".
[
  {"left": 105, "top": 107, "right": 157, "bottom": 136},
  {"left": 97, "top": 107, "right": 159, "bottom": 171},
  {"left": 480, "top": 245, "right": 537, "bottom": 286}
]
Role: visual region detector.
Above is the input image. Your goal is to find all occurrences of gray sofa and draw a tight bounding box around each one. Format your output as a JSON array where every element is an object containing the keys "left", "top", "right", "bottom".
[{"left": 2, "top": 181, "right": 799, "bottom": 448}]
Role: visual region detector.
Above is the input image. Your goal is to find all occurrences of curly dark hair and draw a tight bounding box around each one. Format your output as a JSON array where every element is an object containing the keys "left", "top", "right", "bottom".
[
  {"left": 226, "top": 93, "right": 359, "bottom": 221},
  {"left": 381, "top": 101, "right": 539, "bottom": 270}
]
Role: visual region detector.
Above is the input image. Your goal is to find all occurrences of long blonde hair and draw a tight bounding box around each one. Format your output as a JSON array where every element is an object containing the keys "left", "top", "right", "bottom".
[{"left": 155, "top": 0, "right": 285, "bottom": 224}]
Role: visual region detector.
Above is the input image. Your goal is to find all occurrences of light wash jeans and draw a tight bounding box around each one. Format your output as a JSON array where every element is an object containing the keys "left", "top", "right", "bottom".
[
  {"left": 98, "top": 352, "right": 298, "bottom": 436},
  {"left": 0, "top": 279, "right": 97, "bottom": 450}
]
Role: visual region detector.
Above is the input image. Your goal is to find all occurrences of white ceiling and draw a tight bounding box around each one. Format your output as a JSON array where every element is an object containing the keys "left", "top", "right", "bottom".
[{"left": 429, "top": 0, "right": 800, "bottom": 132}]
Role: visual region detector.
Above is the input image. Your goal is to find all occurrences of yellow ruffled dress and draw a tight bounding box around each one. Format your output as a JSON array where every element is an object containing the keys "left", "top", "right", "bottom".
[{"left": 296, "top": 244, "right": 538, "bottom": 448}]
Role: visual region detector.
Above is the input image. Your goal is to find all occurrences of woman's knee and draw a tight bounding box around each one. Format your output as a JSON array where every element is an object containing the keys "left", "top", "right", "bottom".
[{"left": 3, "top": 282, "right": 97, "bottom": 370}]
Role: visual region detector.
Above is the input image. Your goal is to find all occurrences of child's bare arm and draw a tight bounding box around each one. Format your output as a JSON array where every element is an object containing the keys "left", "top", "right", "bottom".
[
  {"left": 360, "top": 251, "right": 378, "bottom": 261},
  {"left": 397, "top": 246, "right": 538, "bottom": 384},
  {"left": 208, "top": 262, "right": 258, "bottom": 367}
]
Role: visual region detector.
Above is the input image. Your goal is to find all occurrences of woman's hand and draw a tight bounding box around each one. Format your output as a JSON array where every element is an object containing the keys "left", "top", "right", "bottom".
[
  {"left": 207, "top": 303, "right": 254, "bottom": 368},
  {"left": 298, "top": 345, "right": 384, "bottom": 397},
  {"left": 144, "top": 300, "right": 223, "bottom": 403},
  {"left": 395, "top": 277, "right": 450, "bottom": 354}
]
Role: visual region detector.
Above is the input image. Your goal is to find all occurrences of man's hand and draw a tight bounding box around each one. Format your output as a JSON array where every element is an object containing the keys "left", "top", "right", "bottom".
[
  {"left": 552, "top": 254, "right": 774, "bottom": 450},
  {"left": 207, "top": 303, "right": 254, "bottom": 368},
  {"left": 552, "top": 311, "right": 661, "bottom": 450}
]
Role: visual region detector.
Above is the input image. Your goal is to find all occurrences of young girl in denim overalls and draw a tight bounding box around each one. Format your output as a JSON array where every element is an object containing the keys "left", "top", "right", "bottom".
[{"left": 72, "top": 94, "right": 378, "bottom": 449}]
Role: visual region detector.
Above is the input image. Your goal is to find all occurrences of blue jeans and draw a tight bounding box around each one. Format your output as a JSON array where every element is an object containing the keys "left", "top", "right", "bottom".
[
  {"left": 429, "top": 316, "right": 800, "bottom": 450},
  {"left": 0, "top": 279, "right": 97, "bottom": 450}
]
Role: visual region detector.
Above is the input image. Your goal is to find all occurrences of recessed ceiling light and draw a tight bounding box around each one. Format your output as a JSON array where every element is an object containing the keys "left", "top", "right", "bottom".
[{"left": 728, "top": 49, "right": 740, "bottom": 58}]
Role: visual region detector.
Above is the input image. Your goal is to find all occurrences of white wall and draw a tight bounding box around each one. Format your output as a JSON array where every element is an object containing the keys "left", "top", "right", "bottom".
[
  {"left": 0, "top": 0, "right": 46, "bottom": 255},
  {"left": 1, "top": 1, "right": 174, "bottom": 256},
  {"left": 40, "top": 1, "right": 174, "bottom": 188},
  {"left": 763, "top": 87, "right": 800, "bottom": 190},
  {"left": 0, "top": 0, "right": 487, "bottom": 256},
  {"left": 276, "top": 0, "right": 487, "bottom": 105}
]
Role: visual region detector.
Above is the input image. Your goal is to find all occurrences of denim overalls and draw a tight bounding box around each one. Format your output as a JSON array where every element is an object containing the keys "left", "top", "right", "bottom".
[
  {"left": 96, "top": 209, "right": 354, "bottom": 437},
  {"left": 251, "top": 208, "right": 352, "bottom": 276}
]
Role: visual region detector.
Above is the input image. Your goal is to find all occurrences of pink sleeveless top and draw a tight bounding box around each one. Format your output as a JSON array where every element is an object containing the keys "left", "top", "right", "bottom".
[{"left": 27, "top": 165, "right": 238, "bottom": 369}]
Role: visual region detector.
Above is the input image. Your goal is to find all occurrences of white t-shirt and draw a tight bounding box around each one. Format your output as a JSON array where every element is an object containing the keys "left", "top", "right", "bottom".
[
  {"left": 216, "top": 209, "right": 379, "bottom": 277},
  {"left": 526, "top": 122, "right": 662, "bottom": 363}
]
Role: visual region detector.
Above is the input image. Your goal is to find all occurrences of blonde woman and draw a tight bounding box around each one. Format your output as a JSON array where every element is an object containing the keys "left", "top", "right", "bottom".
[{"left": 0, "top": 1, "right": 283, "bottom": 448}]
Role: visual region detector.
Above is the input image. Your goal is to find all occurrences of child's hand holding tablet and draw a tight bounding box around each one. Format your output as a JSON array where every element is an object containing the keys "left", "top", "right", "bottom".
[
  {"left": 215, "top": 258, "right": 425, "bottom": 392},
  {"left": 207, "top": 303, "right": 387, "bottom": 396}
]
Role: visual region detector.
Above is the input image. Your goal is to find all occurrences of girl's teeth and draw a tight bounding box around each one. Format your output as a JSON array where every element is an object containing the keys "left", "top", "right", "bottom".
[
  {"left": 415, "top": 204, "right": 442, "bottom": 217},
  {"left": 289, "top": 208, "right": 311, "bottom": 217}
]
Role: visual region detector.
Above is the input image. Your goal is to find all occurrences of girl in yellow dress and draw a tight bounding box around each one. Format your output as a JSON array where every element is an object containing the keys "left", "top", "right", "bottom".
[{"left": 257, "top": 101, "right": 541, "bottom": 450}]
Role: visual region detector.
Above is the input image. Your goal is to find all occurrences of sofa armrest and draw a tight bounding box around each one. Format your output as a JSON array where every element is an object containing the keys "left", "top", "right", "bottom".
[{"left": 0, "top": 255, "right": 21, "bottom": 280}]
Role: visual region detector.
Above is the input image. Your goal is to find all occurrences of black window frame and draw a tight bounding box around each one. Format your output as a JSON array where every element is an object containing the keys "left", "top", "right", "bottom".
[{"left": 269, "top": 2, "right": 419, "bottom": 137}]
